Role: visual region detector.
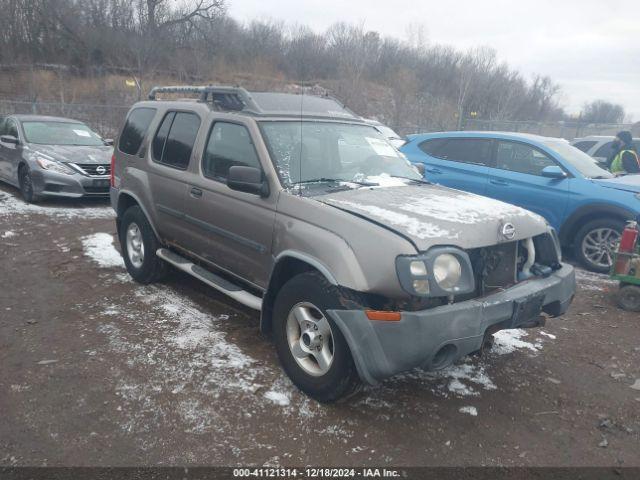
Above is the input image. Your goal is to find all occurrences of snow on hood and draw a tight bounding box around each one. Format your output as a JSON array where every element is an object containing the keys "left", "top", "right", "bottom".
[
  {"left": 25, "top": 143, "right": 113, "bottom": 164},
  {"left": 592, "top": 174, "right": 640, "bottom": 194},
  {"left": 319, "top": 184, "right": 548, "bottom": 250}
]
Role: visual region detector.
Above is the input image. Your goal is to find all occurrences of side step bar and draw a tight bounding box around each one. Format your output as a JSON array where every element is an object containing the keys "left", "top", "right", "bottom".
[{"left": 156, "top": 248, "right": 262, "bottom": 311}]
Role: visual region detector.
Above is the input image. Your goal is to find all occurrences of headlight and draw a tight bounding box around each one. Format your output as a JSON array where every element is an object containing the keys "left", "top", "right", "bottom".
[
  {"left": 36, "top": 157, "right": 75, "bottom": 175},
  {"left": 396, "top": 248, "right": 474, "bottom": 297},
  {"left": 433, "top": 254, "right": 462, "bottom": 289}
]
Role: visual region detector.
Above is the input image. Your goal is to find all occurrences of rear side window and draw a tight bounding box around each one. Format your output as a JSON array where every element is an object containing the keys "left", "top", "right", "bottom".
[
  {"left": 572, "top": 140, "right": 597, "bottom": 153},
  {"left": 152, "top": 112, "right": 201, "bottom": 170},
  {"left": 594, "top": 141, "right": 614, "bottom": 158},
  {"left": 418, "top": 138, "right": 448, "bottom": 156},
  {"left": 202, "top": 122, "right": 261, "bottom": 180},
  {"left": 118, "top": 107, "right": 156, "bottom": 155},
  {"left": 434, "top": 138, "right": 493, "bottom": 166}
]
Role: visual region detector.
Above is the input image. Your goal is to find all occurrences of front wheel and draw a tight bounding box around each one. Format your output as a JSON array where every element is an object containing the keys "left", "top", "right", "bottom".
[
  {"left": 18, "top": 165, "right": 40, "bottom": 203},
  {"left": 119, "top": 206, "right": 166, "bottom": 284},
  {"left": 574, "top": 219, "right": 624, "bottom": 273},
  {"left": 272, "top": 272, "right": 361, "bottom": 403}
]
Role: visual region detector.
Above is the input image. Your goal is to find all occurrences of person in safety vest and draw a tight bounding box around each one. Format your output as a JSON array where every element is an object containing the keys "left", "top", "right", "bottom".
[{"left": 608, "top": 131, "right": 640, "bottom": 175}]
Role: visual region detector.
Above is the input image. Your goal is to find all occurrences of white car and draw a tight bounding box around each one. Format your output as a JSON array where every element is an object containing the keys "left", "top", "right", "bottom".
[
  {"left": 571, "top": 135, "right": 640, "bottom": 166},
  {"left": 363, "top": 119, "right": 406, "bottom": 149}
]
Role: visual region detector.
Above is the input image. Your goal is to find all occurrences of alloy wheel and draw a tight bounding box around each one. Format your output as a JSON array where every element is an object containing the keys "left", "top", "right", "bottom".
[
  {"left": 285, "top": 302, "right": 335, "bottom": 377},
  {"left": 126, "top": 222, "right": 145, "bottom": 269},
  {"left": 581, "top": 227, "right": 620, "bottom": 270}
]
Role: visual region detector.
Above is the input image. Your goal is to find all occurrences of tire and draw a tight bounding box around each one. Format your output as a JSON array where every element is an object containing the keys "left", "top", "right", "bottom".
[
  {"left": 617, "top": 285, "right": 640, "bottom": 312},
  {"left": 272, "top": 271, "right": 362, "bottom": 403},
  {"left": 119, "top": 205, "right": 166, "bottom": 284},
  {"left": 573, "top": 218, "right": 625, "bottom": 273},
  {"left": 18, "top": 165, "right": 41, "bottom": 203}
]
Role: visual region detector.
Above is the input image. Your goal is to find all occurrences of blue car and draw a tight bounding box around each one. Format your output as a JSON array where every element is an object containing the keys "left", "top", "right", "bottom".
[{"left": 401, "top": 131, "right": 640, "bottom": 273}]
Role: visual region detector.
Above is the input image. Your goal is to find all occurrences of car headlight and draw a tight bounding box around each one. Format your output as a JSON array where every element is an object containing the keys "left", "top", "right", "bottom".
[
  {"left": 396, "top": 247, "right": 475, "bottom": 297},
  {"left": 433, "top": 253, "right": 462, "bottom": 289},
  {"left": 35, "top": 157, "right": 75, "bottom": 175}
]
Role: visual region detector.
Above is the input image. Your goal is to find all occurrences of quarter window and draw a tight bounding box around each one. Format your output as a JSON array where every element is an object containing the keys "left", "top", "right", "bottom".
[
  {"left": 202, "top": 122, "right": 261, "bottom": 180},
  {"left": 152, "top": 112, "right": 200, "bottom": 170},
  {"left": 118, "top": 107, "right": 156, "bottom": 155},
  {"left": 431, "top": 138, "right": 493, "bottom": 166},
  {"left": 594, "top": 141, "right": 614, "bottom": 158},
  {"left": 495, "top": 141, "right": 556, "bottom": 176},
  {"left": 572, "top": 141, "right": 597, "bottom": 153}
]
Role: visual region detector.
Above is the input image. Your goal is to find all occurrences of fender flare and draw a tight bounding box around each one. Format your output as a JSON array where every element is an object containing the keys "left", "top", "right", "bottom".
[
  {"left": 115, "top": 189, "right": 162, "bottom": 241},
  {"left": 259, "top": 250, "right": 340, "bottom": 334},
  {"left": 559, "top": 203, "right": 635, "bottom": 245}
]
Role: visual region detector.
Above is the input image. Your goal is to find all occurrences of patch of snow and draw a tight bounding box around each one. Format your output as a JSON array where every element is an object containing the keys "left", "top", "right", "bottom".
[
  {"left": 264, "top": 390, "right": 291, "bottom": 406},
  {"left": 81, "top": 233, "right": 124, "bottom": 268},
  {"left": 331, "top": 199, "right": 454, "bottom": 239},
  {"left": 356, "top": 173, "right": 409, "bottom": 188},
  {"left": 441, "top": 363, "right": 497, "bottom": 397},
  {"left": 539, "top": 331, "right": 556, "bottom": 339},
  {"left": 0, "top": 191, "right": 114, "bottom": 220},
  {"left": 575, "top": 268, "right": 617, "bottom": 291},
  {"left": 395, "top": 191, "right": 542, "bottom": 225},
  {"left": 492, "top": 329, "right": 541, "bottom": 355},
  {"left": 1, "top": 230, "right": 16, "bottom": 238},
  {"left": 459, "top": 406, "right": 478, "bottom": 416}
]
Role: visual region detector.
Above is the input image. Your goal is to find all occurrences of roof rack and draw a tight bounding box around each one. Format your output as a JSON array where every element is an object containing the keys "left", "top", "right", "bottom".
[{"left": 147, "top": 85, "right": 260, "bottom": 112}]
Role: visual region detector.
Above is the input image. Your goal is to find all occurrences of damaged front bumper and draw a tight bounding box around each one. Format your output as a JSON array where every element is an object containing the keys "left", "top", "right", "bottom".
[{"left": 327, "top": 263, "right": 575, "bottom": 385}]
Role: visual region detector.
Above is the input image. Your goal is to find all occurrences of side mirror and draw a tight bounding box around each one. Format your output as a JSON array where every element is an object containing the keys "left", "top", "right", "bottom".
[
  {"left": 0, "top": 135, "right": 19, "bottom": 145},
  {"left": 103, "top": 138, "right": 114, "bottom": 146},
  {"left": 227, "top": 166, "right": 269, "bottom": 197},
  {"left": 541, "top": 165, "right": 567, "bottom": 179},
  {"left": 412, "top": 162, "right": 425, "bottom": 176}
]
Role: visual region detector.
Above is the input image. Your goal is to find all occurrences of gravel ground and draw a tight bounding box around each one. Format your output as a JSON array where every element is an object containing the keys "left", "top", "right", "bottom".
[{"left": 0, "top": 184, "right": 639, "bottom": 467}]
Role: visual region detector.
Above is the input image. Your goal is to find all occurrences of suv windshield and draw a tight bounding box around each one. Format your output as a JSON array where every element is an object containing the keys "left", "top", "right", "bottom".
[
  {"left": 22, "top": 121, "right": 104, "bottom": 146},
  {"left": 544, "top": 140, "right": 613, "bottom": 179},
  {"left": 260, "top": 121, "right": 421, "bottom": 187}
]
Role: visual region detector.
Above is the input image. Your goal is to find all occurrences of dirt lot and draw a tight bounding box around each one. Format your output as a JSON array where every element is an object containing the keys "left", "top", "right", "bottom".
[{"left": 0, "top": 183, "right": 639, "bottom": 467}]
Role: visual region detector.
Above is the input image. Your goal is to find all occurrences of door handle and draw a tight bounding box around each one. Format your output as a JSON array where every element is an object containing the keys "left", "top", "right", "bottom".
[
  {"left": 425, "top": 167, "right": 442, "bottom": 174},
  {"left": 190, "top": 187, "right": 203, "bottom": 198},
  {"left": 489, "top": 179, "right": 508, "bottom": 186}
]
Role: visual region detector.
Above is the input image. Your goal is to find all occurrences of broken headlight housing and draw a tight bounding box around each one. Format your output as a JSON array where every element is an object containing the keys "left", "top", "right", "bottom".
[{"left": 396, "top": 247, "right": 475, "bottom": 297}]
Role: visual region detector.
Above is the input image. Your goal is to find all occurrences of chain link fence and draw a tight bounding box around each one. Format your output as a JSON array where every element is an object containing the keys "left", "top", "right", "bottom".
[
  {"left": 460, "top": 119, "right": 636, "bottom": 140},
  {"left": 0, "top": 100, "right": 131, "bottom": 138}
]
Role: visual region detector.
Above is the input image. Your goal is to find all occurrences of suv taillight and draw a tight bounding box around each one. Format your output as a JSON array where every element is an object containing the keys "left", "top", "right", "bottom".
[{"left": 110, "top": 154, "right": 115, "bottom": 187}]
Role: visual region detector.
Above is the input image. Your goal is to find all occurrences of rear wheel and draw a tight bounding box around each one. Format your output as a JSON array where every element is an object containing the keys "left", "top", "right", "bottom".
[
  {"left": 18, "top": 165, "right": 40, "bottom": 203},
  {"left": 119, "top": 206, "right": 166, "bottom": 284},
  {"left": 574, "top": 219, "right": 624, "bottom": 273},
  {"left": 617, "top": 285, "right": 640, "bottom": 312},
  {"left": 272, "top": 271, "right": 361, "bottom": 403}
]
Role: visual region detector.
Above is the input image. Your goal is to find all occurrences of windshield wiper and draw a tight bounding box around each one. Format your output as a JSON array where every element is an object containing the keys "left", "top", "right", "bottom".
[
  {"left": 390, "top": 175, "right": 431, "bottom": 185},
  {"left": 293, "top": 178, "right": 379, "bottom": 186}
]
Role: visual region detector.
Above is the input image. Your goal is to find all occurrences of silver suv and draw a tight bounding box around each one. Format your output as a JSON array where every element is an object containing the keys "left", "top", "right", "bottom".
[{"left": 110, "top": 86, "right": 575, "bottom": 402}]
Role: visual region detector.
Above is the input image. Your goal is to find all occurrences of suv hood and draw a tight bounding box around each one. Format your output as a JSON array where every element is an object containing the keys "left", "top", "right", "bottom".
[
  {"left": 592, "top": 175, "right": 640, "bottom": 193},
  {"left": 26, "top": 144, "right": 112, "bottom": 164},
  {"left": 318, "top": 185, "right": 548, "bottom": 250}
]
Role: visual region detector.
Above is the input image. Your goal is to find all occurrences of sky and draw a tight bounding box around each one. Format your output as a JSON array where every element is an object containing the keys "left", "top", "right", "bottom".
[{"left": 228, "top": 0, "right": 640, "bottom": 121}]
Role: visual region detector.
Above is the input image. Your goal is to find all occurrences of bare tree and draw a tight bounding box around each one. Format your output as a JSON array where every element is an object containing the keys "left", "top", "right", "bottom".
[{"left": 581, "top": 100, "right": 625, "bottom": 124}]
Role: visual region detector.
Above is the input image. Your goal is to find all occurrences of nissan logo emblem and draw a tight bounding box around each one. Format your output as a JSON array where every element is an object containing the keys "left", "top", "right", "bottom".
[
  {"left": 96, "top": 166, "right": 106, "bottom": 175},
  {"left": 502, "top": 223, "right": 516, "bottom": 240}
]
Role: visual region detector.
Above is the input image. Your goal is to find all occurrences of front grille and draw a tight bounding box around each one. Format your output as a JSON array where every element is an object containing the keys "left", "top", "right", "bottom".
[
  {"left": 468, "top": 242, "right": 518, "bottom": 297},
  {"left": 73, "top": 163, "right": 110, "bottom": 177}
]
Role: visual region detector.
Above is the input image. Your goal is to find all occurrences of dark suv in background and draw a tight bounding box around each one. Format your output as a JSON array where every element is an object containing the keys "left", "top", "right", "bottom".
[{"left": 0, "top": 114, "right": 113, "bottom": 202}]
